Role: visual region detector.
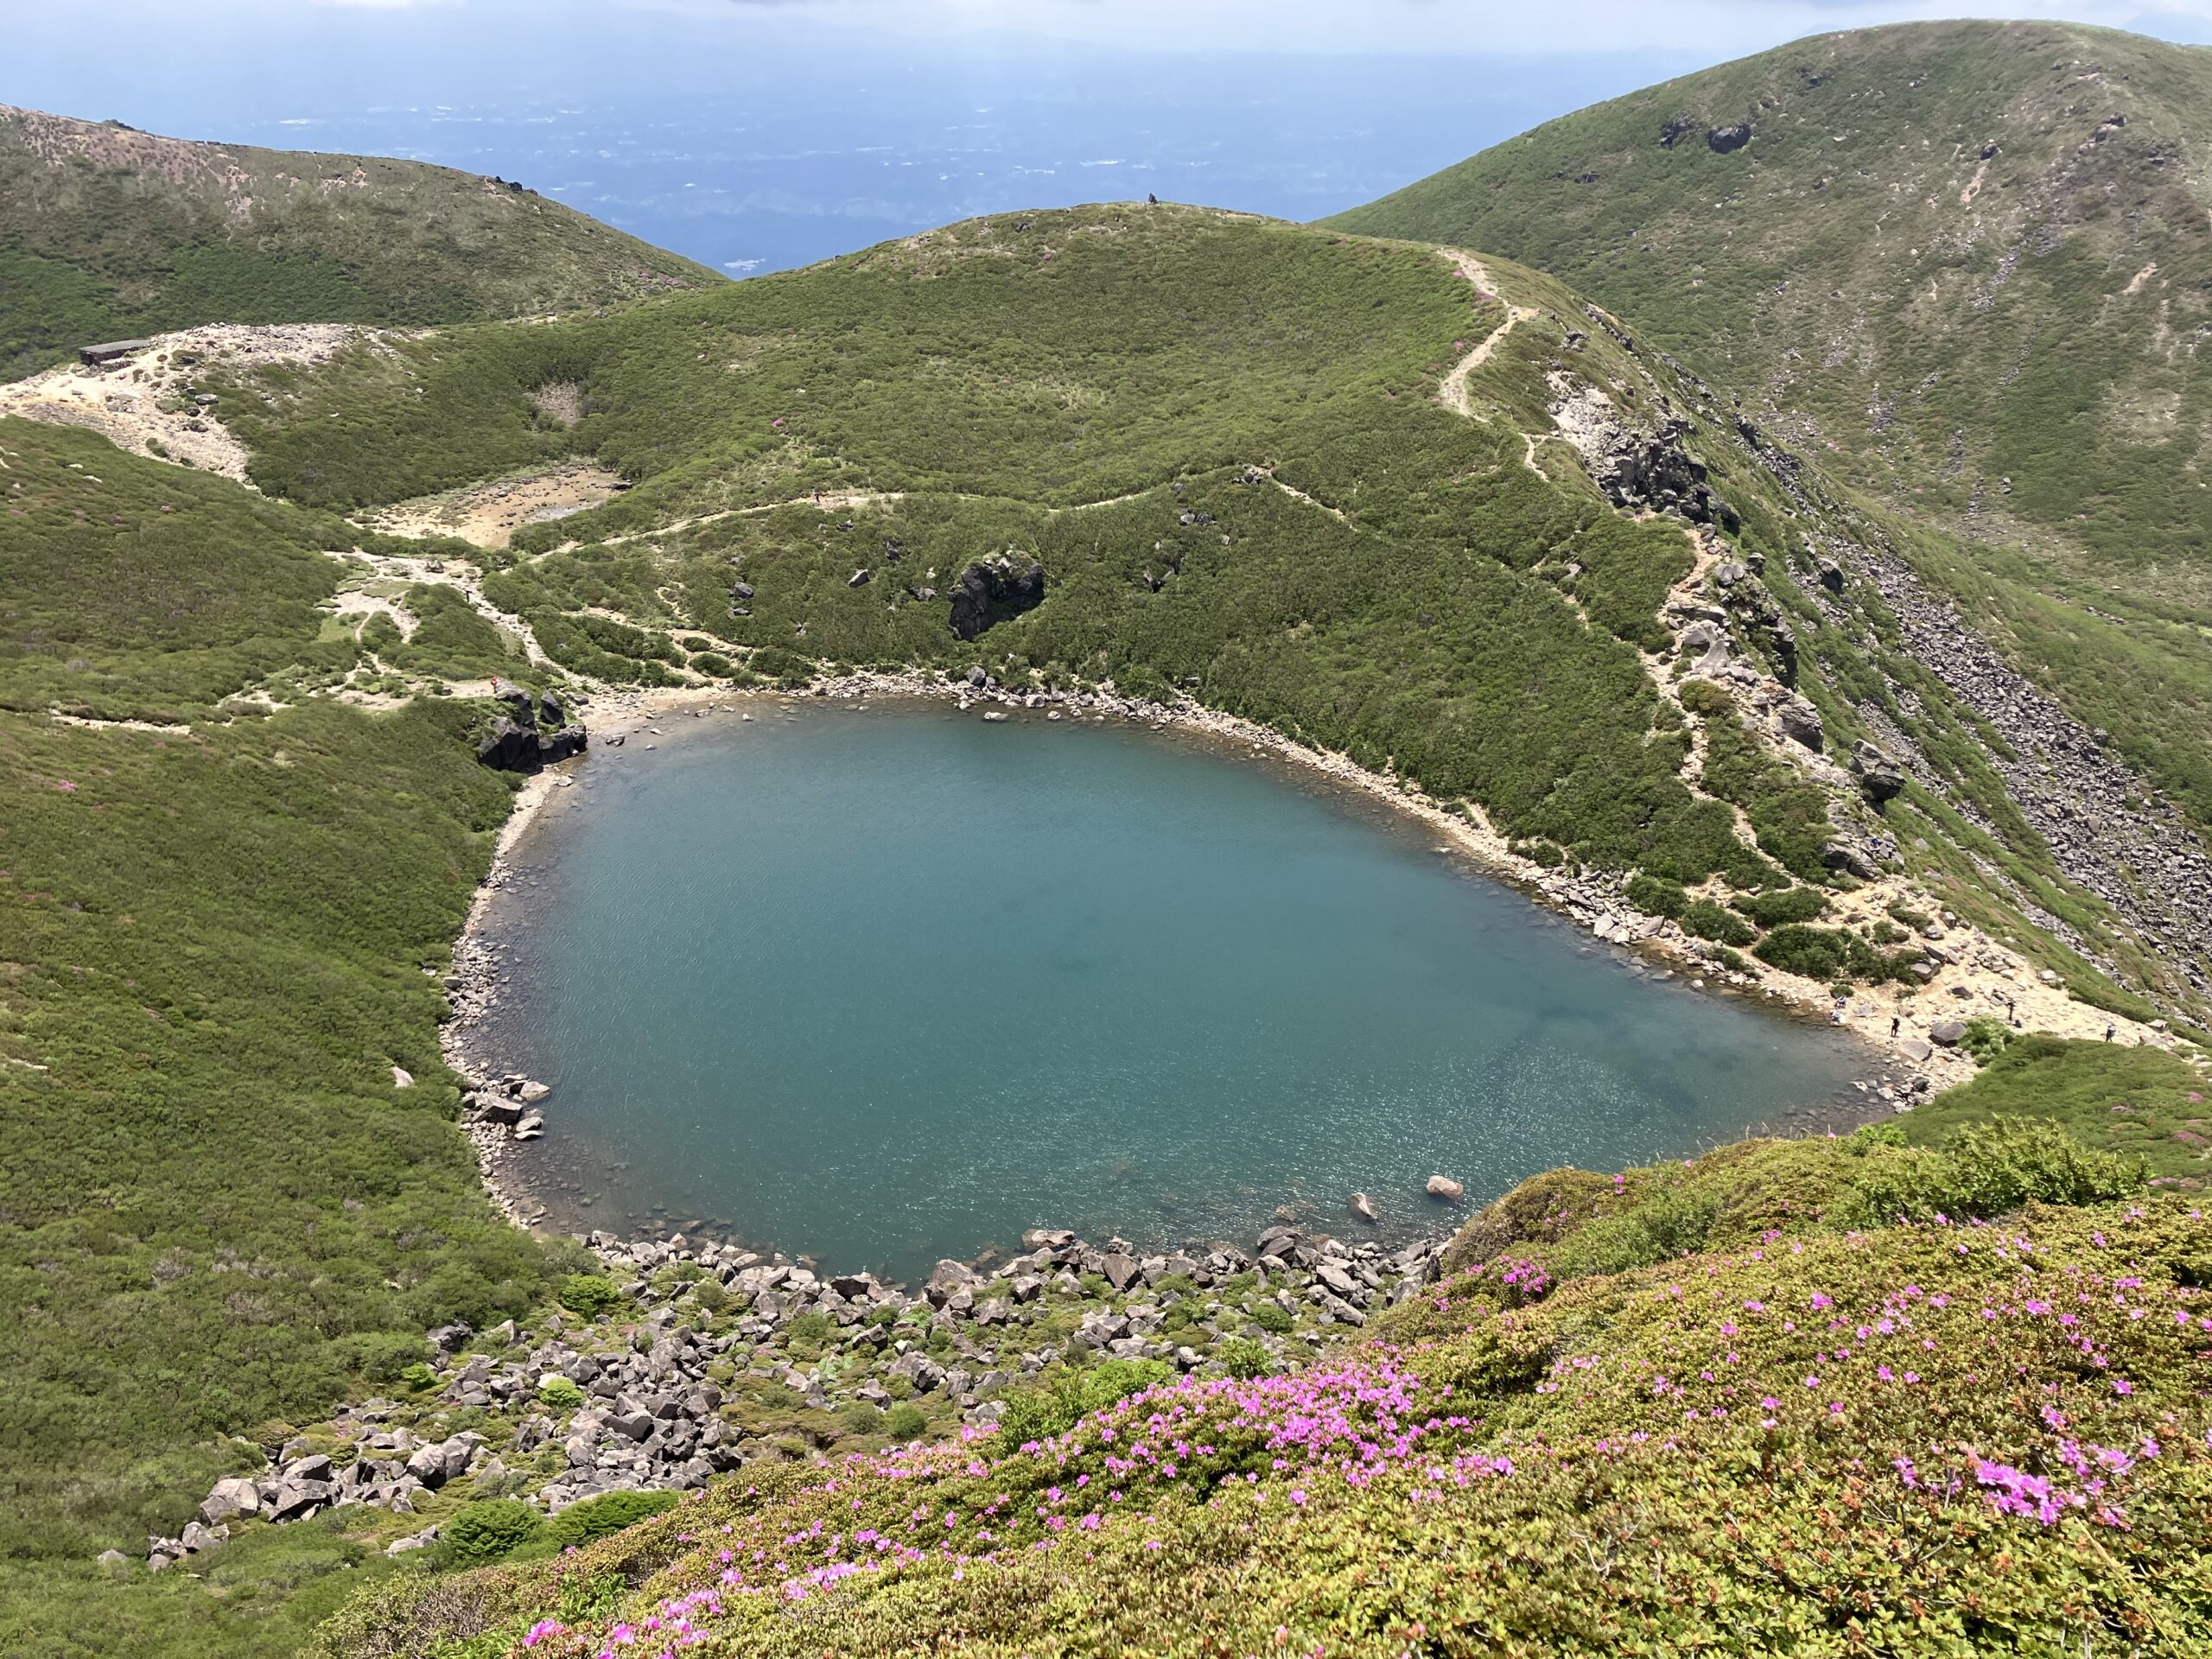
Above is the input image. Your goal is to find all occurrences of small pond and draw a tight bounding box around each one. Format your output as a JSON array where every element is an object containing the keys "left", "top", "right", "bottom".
[{"left": 470, "top": 701, "right": 1877, "bottom": 1280}]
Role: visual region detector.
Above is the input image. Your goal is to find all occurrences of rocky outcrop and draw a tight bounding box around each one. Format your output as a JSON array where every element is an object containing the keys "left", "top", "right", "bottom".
[
  {"left": 477, "top": 688, "right": 588, "bottom": 773},
  {"left": 949, "top": 555, "right": 1047, "bottom": 640},
  {"left": 175, "top": 1217, "right": 1448, "bottom": 1539},
  {"left": 1777, "top": 695, "right": 1825, "bottom": 752},
  {"left": 1849, "top": 739, "right": 1905, "bottom": 804},
  {"left": 1549, "top": 372, "right": 1740, "bottom": 531},
  {"left": 1732, "top": 405, "right": 2212, "bottom": 1007},
  {"left": 1707, "top": 122, "right": 1753, "bottom": 154}
]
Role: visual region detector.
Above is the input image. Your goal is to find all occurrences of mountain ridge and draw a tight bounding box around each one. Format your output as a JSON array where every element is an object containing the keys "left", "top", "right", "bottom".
[
  {"left": 1325, "top": 18, "right": 2212, "bottom": 598},
  {"left": 0, "top": 103, "right": 721, "bottom": 378}
]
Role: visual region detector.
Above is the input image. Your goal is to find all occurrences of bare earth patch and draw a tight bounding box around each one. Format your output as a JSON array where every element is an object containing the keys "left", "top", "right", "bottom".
[
  {"left": 365, "top": 461, "right": 628, "bottom": 549},
  {"left": 0, "top": 323, "right": 361, "bottom": 480}
]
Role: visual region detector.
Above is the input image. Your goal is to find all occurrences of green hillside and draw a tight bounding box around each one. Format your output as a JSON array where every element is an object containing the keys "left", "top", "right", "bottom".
[
  {"left": 3, "top": 125, "right": 2211, "bottom": 1656},
  {"left": 199, "top": 203, "right": 2210, "bottom": 1022},
  {"left": 0, "top": 105, "right": 721, "bottom": 378},
  {"left": 1328, "top": 21, "right": 2212, "bottom": 603}
]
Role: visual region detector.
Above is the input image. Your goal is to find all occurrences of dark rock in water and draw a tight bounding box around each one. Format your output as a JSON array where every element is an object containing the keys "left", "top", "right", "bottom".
[
  {"left": 1707, "top": 122, "right": 1753, "bottom": 154},
  {"left": 1850, "top": 740, "right": 1905, "bottom": 804},
  {"left": 948, "top": 555, "right": 1046, "bottom": 640}
]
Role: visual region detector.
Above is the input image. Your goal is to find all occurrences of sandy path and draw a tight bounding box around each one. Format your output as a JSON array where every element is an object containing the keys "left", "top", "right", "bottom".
[
  {"left": 0, "top": 324, "right": 361, "bottom": 480},
  {"left": 1438, "top": 250, "right": 1540, "bottom": 417},
  {"left": 366, "top": 461, "right": 628, "bottom": 550}
]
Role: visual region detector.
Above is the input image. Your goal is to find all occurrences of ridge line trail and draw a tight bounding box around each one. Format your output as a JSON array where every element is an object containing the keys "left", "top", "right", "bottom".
[
  {"left": 1438, "top": 250, "right": 1540, "bottom": 418},
  {"left": 592, "top": 481, "right": 1179, "bottom": 549}
]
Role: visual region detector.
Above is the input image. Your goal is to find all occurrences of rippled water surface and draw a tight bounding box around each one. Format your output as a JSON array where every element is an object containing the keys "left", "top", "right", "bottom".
[{"left": 474, "top": 702, "right": 1872, "bottom": 1279}]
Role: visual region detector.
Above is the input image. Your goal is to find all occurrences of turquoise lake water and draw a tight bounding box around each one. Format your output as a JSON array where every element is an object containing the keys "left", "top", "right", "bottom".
[{"left": 473, "top": 701, "right": 1876, "bottom": 1281}]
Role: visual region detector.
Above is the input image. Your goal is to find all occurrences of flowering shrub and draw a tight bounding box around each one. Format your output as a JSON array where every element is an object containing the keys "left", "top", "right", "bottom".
[{"left": 324, "top": 1173, "right": 2212, "bottom": 1657}]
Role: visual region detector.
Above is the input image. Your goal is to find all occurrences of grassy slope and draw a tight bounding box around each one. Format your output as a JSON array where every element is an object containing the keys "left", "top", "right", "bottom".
[
  {"left": 203, "top": 204, "right": 2193, "bottom": 1014},
  {"left": 1325, "top": 20, "right": 2212, "bottom": 836},
  {"left": 0, "top": 418, "right": 567, "bottom": 1656},
  {"left": 0, "top": 105, "right": 721, "bottom": 379},
  {"left": 317, "top": 1108, "right": 2212, "bottom": 1657}
]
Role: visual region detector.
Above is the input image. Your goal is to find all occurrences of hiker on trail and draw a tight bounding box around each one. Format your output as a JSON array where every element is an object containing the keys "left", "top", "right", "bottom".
[
  {"left": 1147, "top": 193, "right": 1159, "bottom": 206},
  {"left": 2106, "top": 1024, "right": 2116, "bottom": 1041},
  {"left": 1891, "top": 1014, "right": 1900, "bottom": 1036}
]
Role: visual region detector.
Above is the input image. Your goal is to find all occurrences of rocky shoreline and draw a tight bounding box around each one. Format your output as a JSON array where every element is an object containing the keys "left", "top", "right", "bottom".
[{"left": 153, "top": 1215, "right": 1450, "bottom": 1568}]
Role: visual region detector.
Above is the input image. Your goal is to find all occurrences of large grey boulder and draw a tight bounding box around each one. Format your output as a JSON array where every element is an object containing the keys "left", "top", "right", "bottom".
[
  {"left": 1821, "top": 840, "right": 1881, "bottom": 880},
  {"left": 1777, "top": 696, "right": 1824, "bottom": 752},
  {"left": 1850, "top": 740, "right": 1906, "bottom": 803},
  {"left": 1929, "top": 1020, "right": 1969, "bottom": 1048},
  {"left": 199, "top": 1477, "right": 262, "bottom": 1525},
  {"left": 478, "top": 717, "right": 588, "bottom": 773},
  {"left": 948, "top": 555, "right": 1046, "bottom": 640}
]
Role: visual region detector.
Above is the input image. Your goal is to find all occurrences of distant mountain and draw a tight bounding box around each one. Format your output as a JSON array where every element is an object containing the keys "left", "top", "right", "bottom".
[
  {"left": 1327, "top": 21, "right": 2212, "bottom": 607},
  {"left": 0, "top": 105, "right": 721, "bottom": 378}
]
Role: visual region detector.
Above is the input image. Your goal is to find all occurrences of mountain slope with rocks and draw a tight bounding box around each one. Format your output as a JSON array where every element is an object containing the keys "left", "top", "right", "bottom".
[
  {"left": 7, "top": 115, "right": 2212, "bottom": 1659},
  {"left": 0, "top": 105, "right": 720, "bottom": 379},
  {"left": 1328, "top": 20, "right": 2212, "bottom": 601}
]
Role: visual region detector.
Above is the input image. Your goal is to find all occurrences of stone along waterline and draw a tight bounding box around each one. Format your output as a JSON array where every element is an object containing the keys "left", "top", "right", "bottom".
[{"left": 468, "top": 700, "right": 1873, "bottom": 1280}]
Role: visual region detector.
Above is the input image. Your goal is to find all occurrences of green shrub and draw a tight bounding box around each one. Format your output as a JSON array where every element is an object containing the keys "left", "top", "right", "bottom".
[
  {"left": 1754, "top": 924, "right": 1869, "bottom": 982},
  {"left": 1549, "top": 1185, "right": 1719, "bottom": 1280},
  {"left": 1680, "top": 900, "right": 1756, "bottom": 946},
  {"left": 838, "top": 1402, "right": 887, "bottom": 1437},
  {"left": 397, "top": 1362, "right": 439, "bottom": 1393},
  {"left": 537, "top": 1376, "right": 587, "bottom": 1409},
  {"left": 557, "top": 1274, "right": 622, "bottom": 1320},
  {"left": 995, "top": 1358, "right": 1176, "bottom": 1449},
  {"left": 1248, "top": 1301, "right": 1294, "bottom": 1335},
  {"left": 543, "top": 1489, "right": 680, "bottom": 1551},
  {"left": 883, "top": 1403, "right": 928, "bottom": 1440},
  {"left": 1624, "top": 874, "right": 1688, "bottom": 918},
  {"left": 1217, "top": 1338, "right": 1274, "bottom": 1380},
  {"left": 1734, "top": 885, "right": 1827, "bottom": 927},
  {"left": 1845, "top": 1118, "right": 2145, "bottom": 1226},
  {"left": 1961, "top": 1015, "right": 2014, "bottom": 1065},
  {"left": 441, "top": 1498, "right": 543, "bottom": 1564}
]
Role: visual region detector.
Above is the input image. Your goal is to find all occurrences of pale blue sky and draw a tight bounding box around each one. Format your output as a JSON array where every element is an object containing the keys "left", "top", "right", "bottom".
[{"left": 9, "top": 2, "right": 2208, "bottom": 276}]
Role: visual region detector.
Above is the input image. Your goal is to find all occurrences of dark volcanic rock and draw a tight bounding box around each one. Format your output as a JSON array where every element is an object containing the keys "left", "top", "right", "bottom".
[
  {"left": 948, "top": 556, "right": 1046, "bottom": 640},
  {"left": 494, "top": 686, "right": 537, "bottom": 729},
  {"left": 478, "top": 718, "right": 588, "bottom": 773},
  {"left": 1707, "top": 122, "right": 1753, "bottom": 154},
  {"left": 1659, "top": 115, "right": 1695, "bottom": 149},
  {"left": 1777, "top": 696, "right": 1824, "bottom": 752},
  {"left": 1850, "top": 740, "right": 1906, "bottom": 804}
]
